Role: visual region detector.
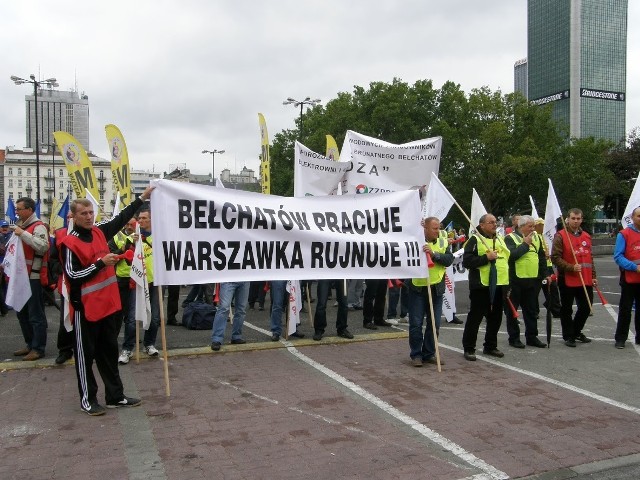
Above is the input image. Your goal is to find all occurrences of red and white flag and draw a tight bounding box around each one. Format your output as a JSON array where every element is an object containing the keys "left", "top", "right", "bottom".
[
  {"left": 131, "top": 224, "right": 151, "bottom": 329},
  {"left": 2, "top": 235, "right": 32, "bottom": 311}
]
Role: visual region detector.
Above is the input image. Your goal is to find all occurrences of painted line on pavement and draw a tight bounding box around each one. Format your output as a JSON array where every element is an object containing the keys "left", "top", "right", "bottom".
[
  {"left": 440, "top": 344, "right": 640, "bottom": 415},
  {"left": 284, "top": 344, "right": 509, "bottom": 480}
]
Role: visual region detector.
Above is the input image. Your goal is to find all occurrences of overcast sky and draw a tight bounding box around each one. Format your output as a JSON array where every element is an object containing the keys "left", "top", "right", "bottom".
[{"left": 2, "top": 1, "right": 638, "bottom": 178}]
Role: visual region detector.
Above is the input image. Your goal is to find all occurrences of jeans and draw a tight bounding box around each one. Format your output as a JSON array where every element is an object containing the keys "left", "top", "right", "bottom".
[
  {"left": 408, "top": 285, "right": 443, "bottom": 360},
  {"left": 314, "top": 279, "right": 348, "bottom": 334},
  {"left": 347, "top": 279, "right": 364, "bottom": 307},
  {"left": 122, "top": 288, "right": 137, "bottom": 351},
  {"left": 211, "top": 282, "right": 249, "bottom": 343},
  {"left": 143, "top": 283, "right": 162, "bottom": 347},
  {"left": 269, "top": 280, "right": 287, "bottom": 336},
  {"left": 17, "top": 279, "right": 47, "bottom": 354}
]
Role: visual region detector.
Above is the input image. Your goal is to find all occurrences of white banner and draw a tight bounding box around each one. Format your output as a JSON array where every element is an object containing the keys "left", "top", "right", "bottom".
[
  {"left": 286, "top": 280, "right": 301, "bottom": 336},
  {"left": 150, "top": 180, "right": 425, "bottom": 284},
  {"left": 442, "top": 269, "right": 455, "bottom": 322},
  {"left": 543, "top": 179, "right": 563, "bottom": 254},
  {"left": 294, "top": 141, "right": 352, "bottom": 197},
  {"left": 131, "top": 224, "right": 151, "bottom": 329},
  {"left": 1, "top": 235, "right": 31, "bottom": 311},
  {"left": 339, "top": 131, "right": 442, "bottom": 195}
]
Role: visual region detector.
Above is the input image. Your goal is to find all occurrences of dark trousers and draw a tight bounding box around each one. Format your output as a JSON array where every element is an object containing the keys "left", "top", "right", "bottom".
[
  {"left": 74, "top": 313, "right": 124, "bottom": 409},
  {"left": 17, "top": 279, "right": 47, "bottom": 355},
  {"left": 505, "top": 282, "right": 539, "bottom": 342},
  {"left": 363, "top": 279, "right": 387, "bottom": 325},
  {"left": 558, "top": 279, "right": 593, "bottom": 340},
  {"left": 615, "top": 281, "right": 640, "bottom": 343},
  {"left": 166, "top": 285, "right": 181, "bottom": 323},
  {"left": 462, "top": 286, "right": 504, "bottom": 352},
  {"left": 248, "top": 281, "right": 267, "bottom": 308},
  {"left": 57, "top": 290, "right": 75, "bottom": 354},
  {"left": 314, "top": 279, "right": 348, "bottom": 334},
  {"left": 115, "top": 279, "right": 132, "bottom": 335}
]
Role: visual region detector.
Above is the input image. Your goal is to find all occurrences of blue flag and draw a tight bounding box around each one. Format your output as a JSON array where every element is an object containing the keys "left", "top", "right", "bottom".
[
  {"left": 58, "top": 195, "right": 70, "bottom": 228},
  {"left": 445, "top": 220, "right": 454, "bottom": 232},
  {"left": 6, "top": 197, "right": 16, "bottom": 223},
  {"left": 35, "top": 200, "right": 41, "bottom": 218}
]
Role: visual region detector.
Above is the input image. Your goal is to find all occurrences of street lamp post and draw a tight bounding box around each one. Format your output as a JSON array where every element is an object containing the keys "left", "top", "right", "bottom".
[
  {"left": 202, "top": 149, "right": 225, "bottom": 183},
  {"left": 10, "top": 74, "right": 59, "bottom": 203},
  {"left": 282, "top": 96, "right": 321, "bottom": 137}
]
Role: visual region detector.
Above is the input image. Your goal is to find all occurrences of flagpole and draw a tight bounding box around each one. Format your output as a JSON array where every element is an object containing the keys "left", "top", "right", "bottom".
[
  {"left": 157, "top": 285, "right": 171, "bottom": 396},
  {"left": 135, "top": 319, "right": 140, "bottom": 363},
  {"left": 558, "top": 216, "right": 593, "bottom": 313},
  {"left": 425, "top": 283, "right": 442, "bottom": 373},
  {"left": 452, "top": 200, "right": 493, "bottom": 250}
]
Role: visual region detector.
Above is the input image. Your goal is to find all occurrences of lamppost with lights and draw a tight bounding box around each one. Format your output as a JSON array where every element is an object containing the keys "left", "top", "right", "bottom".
[
  {"left": 10, "top": 74, "right": 59, "bottom": 203},
  {"left": 202, "top": 149, "right": 225, "bottom": 183},
  {"left": 282, "top": 97, "right": 321, "bottom": 137}
]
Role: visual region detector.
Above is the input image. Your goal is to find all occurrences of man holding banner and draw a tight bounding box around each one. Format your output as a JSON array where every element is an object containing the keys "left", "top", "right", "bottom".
[
  {"left": 551, "top": 208, "right": 596, "bottom": 348},
  {"left": 408, "top": 217, "right": 453, "bottom": 366},
  {"left": 61, "top": 186, "right": 152, "bottom": 416}
]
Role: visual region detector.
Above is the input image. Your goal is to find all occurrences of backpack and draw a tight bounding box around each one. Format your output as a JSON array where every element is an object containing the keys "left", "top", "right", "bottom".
[{"left": 182, "top": 301, "right": 216, "bottom": 330}]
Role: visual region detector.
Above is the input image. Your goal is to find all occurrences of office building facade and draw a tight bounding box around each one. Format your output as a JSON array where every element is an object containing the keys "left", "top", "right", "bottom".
[{"left": 527, "top": 0, "right": 628, "bottom": 143}]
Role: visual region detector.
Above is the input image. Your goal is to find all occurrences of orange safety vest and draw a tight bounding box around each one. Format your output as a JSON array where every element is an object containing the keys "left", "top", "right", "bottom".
[
  {"left": 23, "top": 220, "right": 50, "bottom": 286},
  {"left": 61, "top": 228, "right": 121, "bottom": 322},
  {"left": 621, "top": 227, "right": 640, "bottom": 284},
  {"left": 559, "top": 229, "right": 593, "bottom": 287}
]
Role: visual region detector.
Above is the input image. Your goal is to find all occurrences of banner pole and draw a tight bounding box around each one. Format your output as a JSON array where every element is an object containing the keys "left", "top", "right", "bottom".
[
  {"left": 425, "top": 284, "right": 442, "bottom": 373},
  {"left": 157, "top": 285, "right": 171, "bottom": 396}
]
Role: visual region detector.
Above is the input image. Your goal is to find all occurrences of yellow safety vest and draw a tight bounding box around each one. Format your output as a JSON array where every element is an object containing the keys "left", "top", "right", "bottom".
[
  {"left": 114, "top": 231, "right": 133, "bottom": 278},
  {"left": 475, "top": 234, "right": 510, "bottom": 286},
  {"left": 412, "top": 237, "right": 448, "bottom": 286},
  {"left": 508, "top": 232, "right": 541, "bottom": 279},
  {"left": 141, "top": 234, "right": 154, "bottom": 283}
]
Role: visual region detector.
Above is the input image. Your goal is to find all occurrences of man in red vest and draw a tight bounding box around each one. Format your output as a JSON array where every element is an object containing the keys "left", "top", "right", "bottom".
[
  {"left": 551, "top": 208, "right": 597, "bottom": 348},
  {"left": 61, "top": 186, "right": 153, "bottom": 416},
  {"left": 613, "top": 206, "right": 640, "bottom": 349},
  {"left": 12, "top": 197, "right": 49, "bottom": 361}
]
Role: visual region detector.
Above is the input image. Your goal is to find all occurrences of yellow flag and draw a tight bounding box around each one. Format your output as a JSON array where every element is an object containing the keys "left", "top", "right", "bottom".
[
  {"left": 49, "top": 197, "right": 62, "bottom": 234},
  {"left": 53, "top": 131, "right": 102, "bottom": 220},
  {"left": 326, "top": 134, "right": 340, "bottom": 161},
  {"left": 258, "top": 113, "right": 271, "bottom": 195},
  {"left": 105, "top": 124, "right": 132, "bottom": 209}
]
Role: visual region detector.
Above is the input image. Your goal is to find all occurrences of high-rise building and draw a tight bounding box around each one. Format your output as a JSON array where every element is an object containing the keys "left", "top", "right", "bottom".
[
  {"left": 514, "top": 58, "right": 528, "bottom": 99},
  {"left": 526, "top": 0, "right": 628, "bottom": 144},
  {"left": 24, "top": 88, "right": 90, "bottom": 151}
]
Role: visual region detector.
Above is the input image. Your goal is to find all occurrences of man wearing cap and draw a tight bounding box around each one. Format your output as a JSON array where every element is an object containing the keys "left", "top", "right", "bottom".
[
  {"left": 0, "top": 221, "right": 13, "bottom": 316},
  {"left": 613, "top": 206, "right": 640, "bottom": 349},
  {"left": 12, "top": 197, "right": 49, "bottom": 361}
]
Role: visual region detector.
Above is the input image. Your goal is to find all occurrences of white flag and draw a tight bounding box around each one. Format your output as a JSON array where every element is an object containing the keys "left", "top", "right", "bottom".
[
  {"left": 543, "top": 179, "right": 563, "bottom": 254},
  {"left": 622, "top": 173, "right": 640, "bottom": 228},
  {"left": 529, "top": 195, "right": 540, "bottom": 219},
  {"left": 423, "top": 172, "right": 456, "bottom": 220},
  {"left": 111, "top": 192, "right": 121, "bottom": 219},
  {"left": 286, "top": 280, "right": 301, "bottom": 336},
  {"left": 84, "top": 188, "right": 100, "bottom": 222},
  {"left": 131, "top": 224, "right": 151, "bottom": 329},
  {"left": 469, "top": 188, "right": 488, "bottom": 234},
  {"left": 215, "top": 176, "right": 226, "bottom": 188},
  {"left": 442, "top": 268, "right": 455, "bottom": 322},
  {"left": 61, "top": 274, "right": 72, "bottom": 332},
  {"left": 2, "top": 235, "right": 32, "bottom": 311}
]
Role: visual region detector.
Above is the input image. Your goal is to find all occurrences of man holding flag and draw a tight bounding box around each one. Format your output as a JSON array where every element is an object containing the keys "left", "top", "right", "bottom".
[
  {"left": 61, "top": 186, "right": 153, "bottom": 416},
  {"left": 551, "top": 208, "right": 596, "bottom": 348}
]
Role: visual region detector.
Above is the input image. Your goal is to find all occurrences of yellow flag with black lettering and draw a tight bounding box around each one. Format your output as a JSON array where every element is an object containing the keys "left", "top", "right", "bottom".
[
  {"left": 258, "top": 113, "right": 271, "bottom": 195},
  {"left": 53, "top": 131, "right": 101, "bottom": 220},
  {"left": 326, "top": 134, "right": 340, "bottom": 161},
  {"left": 105, "top": 124, "right": 132, "bottom": 209}
]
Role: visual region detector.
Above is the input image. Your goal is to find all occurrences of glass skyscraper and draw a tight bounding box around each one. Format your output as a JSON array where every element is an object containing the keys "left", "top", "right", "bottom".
[{"left": 527, "top": 0, "right": 628, "bottom": 144}]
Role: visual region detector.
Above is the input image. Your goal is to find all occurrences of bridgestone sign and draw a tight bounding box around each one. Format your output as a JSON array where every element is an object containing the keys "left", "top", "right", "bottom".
[{"left": 580, "top": 88, "right": 625, "bottom": 102}]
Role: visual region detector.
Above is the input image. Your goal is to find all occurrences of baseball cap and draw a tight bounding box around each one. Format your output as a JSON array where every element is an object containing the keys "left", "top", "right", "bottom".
[{"left": 0, "top": 221, "right": 9, "bottom": 227}]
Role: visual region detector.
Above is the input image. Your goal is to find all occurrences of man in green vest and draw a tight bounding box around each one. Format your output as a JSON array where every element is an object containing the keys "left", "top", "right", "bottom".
[
  {"left": 408, "top": 217, "right": 454, "bottom": 367},
  {"left": 504, "top": 215, "right": 547, "bottom": 348},
  {"left": 462, "top": 213, "right": 510, "bottom": 361}
]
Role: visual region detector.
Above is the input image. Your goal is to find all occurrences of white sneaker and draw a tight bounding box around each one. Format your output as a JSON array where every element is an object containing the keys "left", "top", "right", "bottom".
[
  {"left": 387, "top": 319, "right": 399, "bottom": 325},
  {"left": 145, "top": 345, "right": 159, "bottom": 357},
  {"left": 397, "top": 316, "right": 409, "bottom": 324},
  {"left": 118, "top": 350, "right": 132, "bottom": 364}
]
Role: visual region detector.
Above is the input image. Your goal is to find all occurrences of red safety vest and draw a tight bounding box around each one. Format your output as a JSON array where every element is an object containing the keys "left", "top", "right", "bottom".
[
  {"left": 23, "top": 220, "right": 50, "bottom": 286},
  {"left": 61, "top": 228, "right": 121, "bottom": 322},
  {"left": 621, "top": 227, "right": 640, "bottom": 284},
  {"left": 559, "top": 229, "right": 593, "bottom": 287}
]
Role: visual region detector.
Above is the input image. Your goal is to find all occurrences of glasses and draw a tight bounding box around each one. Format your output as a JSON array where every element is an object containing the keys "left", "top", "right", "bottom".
[
  {"left": 15, "top": 207, "right": 30, "bottom": 212},
  {"left": 482, "top": 220, "right": 497, "bottom": 225}
]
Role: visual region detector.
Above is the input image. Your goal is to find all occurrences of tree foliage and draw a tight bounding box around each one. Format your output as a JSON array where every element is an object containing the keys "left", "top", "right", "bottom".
[{"left": 269, "top": 78, "right": 626, "bottom": 227}]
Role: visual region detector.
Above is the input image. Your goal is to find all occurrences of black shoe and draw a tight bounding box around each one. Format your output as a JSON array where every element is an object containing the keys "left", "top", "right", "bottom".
[
  {"left": 211, "top": 342, "right": 222, "bottom": 351},
  {"left": 374, "top": 320, "right": 393, "bottom": 327},
  {"left": 167, "top": 318, "right": 179, "bottom": 326},
  {"left": 55, "top": 350, "right": 73, "bottom": 365},
  {"left": 313, "top": 332, "right": 323, "bottom": 341},
  {"left": 526, "top": 337, "right": 547, "bottom": 348},
  {"left": 615, "top": 341, "right": 625, "bottom": 349},
  {"left": 564, "top": 339, "right": 576, "bottom": 348},
  {"left": 575, "top": 333, "right": 592, "bottom": 343},
  {"left": 464, "top": 351, "right": 476, "bottom": 361},
  {"left": 363, "top": 322, "right": 378, "bottom": 330},
  {"left": 106, "top": 396, "right": 142, "bottom": 409},
  {"left": 353, "top": 305, "right": 363, "bottom": 310},
  {"left": 81, "top": 402, "right": 106, "bottom": 416},
  {"left": 289, "top": 331, "right": 305, "bottom": 339},
  {"left": 230, "top": 338, "right": 246, "bottom": 344},
  {"left": 450, "top": 317, "right": 464, "bottom": 325},
  {"left": 509, "top": 339, "right": 525, "bottom": 349},
  {"left": 337, "top": 329, "right": 354, "bottom": 339},
  {"left": 483, "top": 348, "right": 504, "bottom": 358},
  {"left": 271, "top": 334, "right": 280, "bottom": 342}
]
